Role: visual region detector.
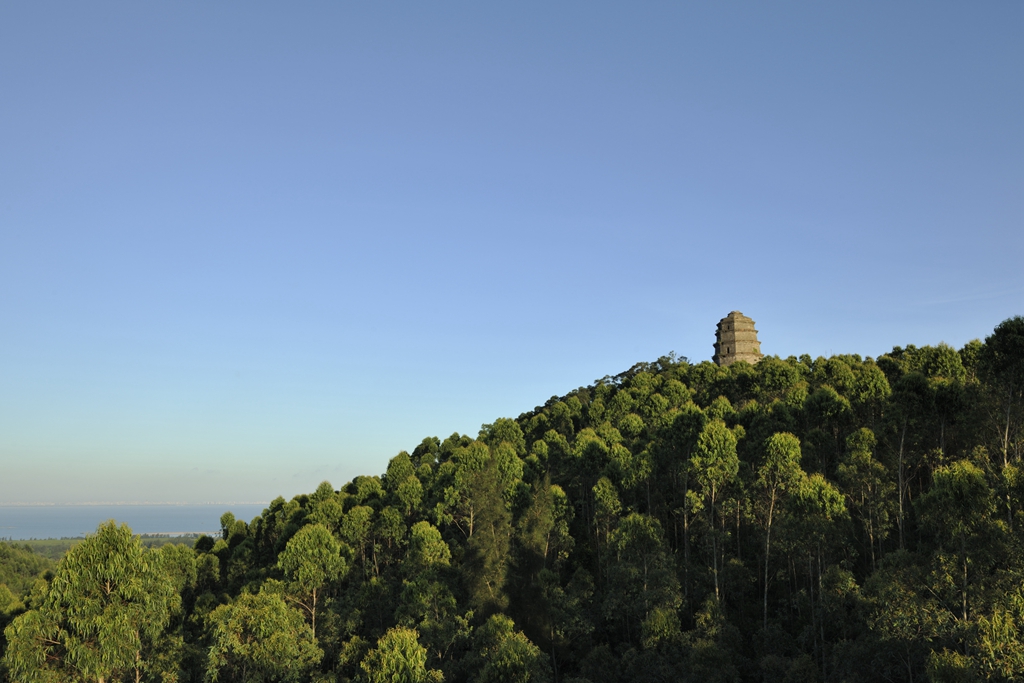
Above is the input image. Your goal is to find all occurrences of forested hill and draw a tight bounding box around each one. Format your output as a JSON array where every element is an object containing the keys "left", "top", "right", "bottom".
[
  {"left": 0, "top": 545, "right": 51, "bottom": 620},
  {"left": 3, "top": 317, "right": 1024, "bottom": 683}
]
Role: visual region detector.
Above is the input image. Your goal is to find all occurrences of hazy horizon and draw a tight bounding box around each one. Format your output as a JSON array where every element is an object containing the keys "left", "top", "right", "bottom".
[
  {"left": 0, "top": 502, "right": 270, "bottom": 507},
  {"left": 0, "top": 502, "right": 271, "bottom": 540}
]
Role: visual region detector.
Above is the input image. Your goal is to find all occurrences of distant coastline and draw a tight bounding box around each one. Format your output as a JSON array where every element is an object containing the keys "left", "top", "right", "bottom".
[
  {"left": 0, "top": 503, "right": 270, "bottom": 540},
  {"left": 0, "top": 501, "right": 269, "bottom": 507}
]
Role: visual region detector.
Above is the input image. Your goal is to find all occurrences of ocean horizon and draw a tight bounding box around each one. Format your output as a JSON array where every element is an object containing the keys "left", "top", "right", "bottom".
[{"left": 0, "top": 503, "right": 270, "bottom": 540}]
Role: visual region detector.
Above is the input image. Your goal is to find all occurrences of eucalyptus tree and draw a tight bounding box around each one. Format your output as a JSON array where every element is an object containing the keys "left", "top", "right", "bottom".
[
  {"left": 789, "top": 473, "right": 847, "bottom": 676},
  {"left": 917, "top": 460, "right": 997, "bottom": 624},
  {"left": 838, "top": 428, "right": 895, "bottom": 571},
  {"left": 755, "top": 432, "right": 805, "bottom": 629},
  {"left": 360, "top": 626, "right": 443, "bottom": 683},
  {"left": 691, "top": 418, "right": 740, "bottom": 601},
  {"left": 396, "top": 522, "right": 465, "bottom": 666},
  {"left": 981, "top": 317, "right": 1024, "bottom": 464},
  {"left": 468, "top": 614, "right": 551, "bottom": 683},
  {"left": 277, "top": 523, "right": 347, "bottom": 637},
  {"left": 603, "top": 513, "right": 680, "bottom": 646},
  {"left": 206, "top": 590, "right": 321, "bottom": 683},
  {"left": 981, "top": 316, "right": 1024, "bottom": 527},
  {"left": 463, "top": 453, "right": 513, "bottom": 613},
  {"left": 3, "top": 522, "right": 176, "bottom": 683}
]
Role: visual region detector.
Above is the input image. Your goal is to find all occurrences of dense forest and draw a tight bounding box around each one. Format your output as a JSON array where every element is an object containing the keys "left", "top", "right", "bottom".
[{"left": 2, "top": 316, "right": 1023, "bottom": 683}]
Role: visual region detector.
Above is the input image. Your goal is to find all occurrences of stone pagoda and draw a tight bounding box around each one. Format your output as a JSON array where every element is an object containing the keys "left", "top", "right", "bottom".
[{"left": 713, "top": 311, "right": 763, "bottom": 366}]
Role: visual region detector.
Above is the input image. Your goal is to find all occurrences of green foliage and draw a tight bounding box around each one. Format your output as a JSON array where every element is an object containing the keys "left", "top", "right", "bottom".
[
  {"left": 405, "top": 521, "right": 451, "bottom": 575},
  {"left": 462, "top": 454, "right": 512, "bottom": 614},
  {"left": 480, "top": 418, "right": 527, "bottom": 457},
  {"left": 838, "top": 428, "right": 895, "bottom": 569},
  {"left": 691, "top": 419, "right": 739, "bottom": 601},
  {"left": 0, "top": 544, "right": 51, "bottom": 601},
  {"left": 604, "top": 514, "right": 680, "bottom": 645},
  {"left": 206, "top": 590, "right": 322, "bottom": 682},
  {"left": 755, "top": 432, "right": 805, "bottom": 626},
  {"left": 469, "top": 614, "right": 551, "bottom": 683},
  {"left": 279, "top": 523, "right": 347, "bottom": 636},
  {"left": 3, "top": 521, "right": 177, "bottom": 683},
  {"left": 360, "top": 626, "right": 443, "bottom": 683},
  {"left": 692, "top": 419, "right": 739, "bottom": 503},
  {"left": 280, "top": 523, "right": 346, "bottom": 593}
]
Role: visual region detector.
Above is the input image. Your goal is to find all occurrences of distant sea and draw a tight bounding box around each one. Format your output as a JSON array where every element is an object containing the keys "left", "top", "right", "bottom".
[{"left": 0, "top": 504, "right": 269, "bottom": 540}]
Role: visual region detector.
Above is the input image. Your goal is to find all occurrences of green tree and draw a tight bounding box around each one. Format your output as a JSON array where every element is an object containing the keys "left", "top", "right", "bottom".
[
  {"left": 360, "top": 626, "right": 443, "bottom": 683},
  {"left": 340, "top": 505, "right": 374, "bottom": 576},
  {"left": 972, "top": 585, "right": 1024, "bottom": 680},
  {"left": 395, "top": 578, "right": 467, "bottom": 666},
  {"left": 980, "top": 316, "right": 1024, "bottom": 528},
  {"left": 658, "top": 402, "right": 706, "bottom": 603},
  {"left": 463, "top": 455, "right": 513, "bottom": 613},
  {"left": 592, "top": 477, "right": 621, "bottom": 554},
  {"left": 385, "top": 453, "right": 417, "bottom": 493},
  {"left": 3, "top": 522, "right": 176, "bottom": 683},
  {"left": 691, "top": 419, "right": 740, "bottom": 601},
  {"left": 754, "top": 356, "right": 803, "bottom": 403},
  {"left": 917, "top": 460, "right": 996, "bottom": 623},
  {"left": 441, "top": 441, "right": 492, "bottom": 538},
  {"left": 789, "top": 473, "right": 848, "bottom": 675},
  {"left": 535, "top": 568, "right": 593, "bottom": 679},
  {"left": 803, "top": 385, "right": 853, "bottom": 474},
  {"left": 0, "top": 544, "right": 52, "bottom": 600},
  {"left": 603, "top": 513, "right": 681, "bottom": 646},
  {"left": 396, "top": 475, "right": 425, "bottom": 518},
  {"left": 404, "top": 521, "right": 451, "bottom": 576},
  {"left": 0, "top": 582, "right": 19, "bottom": 616},
  {"left": 206, "top": 590, "right": 321, "bottom": 683},
  {"left": 480, "top": 418, "right": 527, "bottom": 457},
  {"left": 386, "top": 454, "right": 425, "bottom": 518},
  {"left": 981, "top": 316, "right": 1024, "bottom": 469},
  {"left": 470, "top": 614, "right": 551, "bottom": 683},
  {"left": 278, "top": 523, "right": 347, "bottom": 637},
  {"left": 310, "top": 480, "right": 337, "bottom": 507},
  {"left": 371, "top": 506, "right": 408, "bottom": 573},
  {"left": 864, "top": 554, "right": 938, "bottom": 683},
  {"left": 838, "top": 428, "right": 895, "bottom": 570},
  {"left": 887, "top": 371, "right": 935, "bottom": 549},
  {"left": 309, "top": 482, "right": 346, "bottom": 536},
  {"left": 755, "top": 432, "right": 804, "bottom": 628}
]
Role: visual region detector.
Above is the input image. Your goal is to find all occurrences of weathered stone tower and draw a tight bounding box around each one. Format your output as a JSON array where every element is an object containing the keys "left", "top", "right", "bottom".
[{"left": 713, "top": 311, "right": 763, "bottom": 366}]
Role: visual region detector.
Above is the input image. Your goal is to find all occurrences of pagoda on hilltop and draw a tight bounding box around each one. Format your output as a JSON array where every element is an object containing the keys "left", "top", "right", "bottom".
[{"left": 713, "top": 311, "right": 763, "bottom": 366}]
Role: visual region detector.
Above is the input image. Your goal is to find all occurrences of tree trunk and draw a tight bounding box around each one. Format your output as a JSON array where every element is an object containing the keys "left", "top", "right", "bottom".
[
  {"left": 736, "top": 504, "right": 741, "bottom": 561},
  {"left": 710, "top": 488, "right": 720, "bottom": 601},
  {"left": 1004, "top": 384, "right": 1013, "bottom": 465},
  {"left": 712, "top": 526, "right": 720, "bottom": 601},
  {"left": 683, "top": 506, "right": 691, "bottom": 602},
  {"left": 960, "top": 535, "right": 968, "bottom": 623},
  {"left": 898, "top": 422, "right": 907, "bottom": 550},
  {"left": 763, "top": 493, "right": 775, "bottom": 630},
  {"left": 807, "top": 554, "right": 816, "bottom": 669},
  {"left": 817, "top": 544, "right": 826, "bottom": 680},
  {"left": 312, "top": 588, "right": 318, "bottom": 638},
  {"left": 867, "top": 517, "right": 876, "bottom": 571},
  {"left": 1004, "top": 385, "right": 1015, "bottom": 528}
]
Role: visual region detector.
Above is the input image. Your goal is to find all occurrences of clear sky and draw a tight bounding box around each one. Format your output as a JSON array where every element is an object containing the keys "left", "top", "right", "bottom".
[{"left": 1, "top": 2, "right": 1021, "bottom": 504}]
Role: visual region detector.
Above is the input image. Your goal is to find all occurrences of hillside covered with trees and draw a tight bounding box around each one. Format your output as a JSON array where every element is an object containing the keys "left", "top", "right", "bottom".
[{"left": 2, "top": 316, "right": 1023, "bottom": 682}]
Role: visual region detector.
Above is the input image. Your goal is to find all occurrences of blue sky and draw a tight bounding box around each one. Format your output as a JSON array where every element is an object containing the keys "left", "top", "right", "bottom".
[{"left": 1, "top": 2, "right": 1021, "bottom": 504}]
